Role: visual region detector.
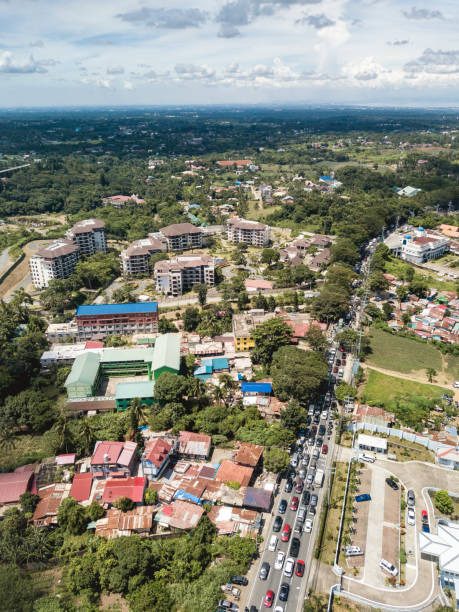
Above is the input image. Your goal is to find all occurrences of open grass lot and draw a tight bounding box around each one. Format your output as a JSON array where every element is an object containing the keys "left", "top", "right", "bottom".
[
  {"left": 0, "top": 433, "right": 48, "bottom": 471},
  {"left": 428, "top": 491, "right": 459, "bottom": 519},
  {"left": 384, "top": 257, "right": 457, "bottom": 292},
  {"left": 360, "top": 368, "right": 449, "bottom": 406},
  {"left": 319, "top": 461, "right": 348, "bottom": 565},
  {"left": 447, "top": 355, "right": 459, "bottom": 380},
  {"left": 386, "top": 436, "right": 435, "bottom": 463},
  {"left": 367, "top": 328, "right": 443, "bottom": 374}
]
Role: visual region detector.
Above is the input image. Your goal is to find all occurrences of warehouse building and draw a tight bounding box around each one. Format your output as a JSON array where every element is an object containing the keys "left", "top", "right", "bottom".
[
  {"left": 152, "top": 333, "right": 181, "bottom": 380},
  {"left": 75, "top": 302, "right": 158, "bottom": 340},
  {"left": 65, "top": 352, "right": 101, "bottom": 399}
]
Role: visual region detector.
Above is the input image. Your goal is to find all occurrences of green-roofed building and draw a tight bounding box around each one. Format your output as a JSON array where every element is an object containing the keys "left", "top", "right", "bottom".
[
  {"left": 100, "top": 347, "right": 155, "bottom": 379},
  {"left": 151, "top": 333, "right": 181, "bottom": 380},
  {"left": 115, "top": 380, "right": 156, "bottom": 411},
  {"left": 65, "top": 352, "right": 101, "bottom": 398}
]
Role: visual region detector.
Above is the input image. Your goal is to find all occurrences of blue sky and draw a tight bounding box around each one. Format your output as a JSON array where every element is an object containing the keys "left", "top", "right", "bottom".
[{"left": 0, "top": 0, "right": 458, "bottom": 107}]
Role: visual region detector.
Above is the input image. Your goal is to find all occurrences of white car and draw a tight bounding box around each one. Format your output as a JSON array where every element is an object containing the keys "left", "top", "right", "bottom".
[
  {"left": 454, "top": 381, "right": 459, "bottom": 389},
  {"left": 407, "top": 507, "right": 416, "bottom": 526},
  {"left": 274, "top": 550, "right": 285, "bottom": 570},
  {"left": 283, "top": 557, "right": 295, "bottom": 578},
  {"left": 380, "top": 558, "right": 398, "bottom": 576},
  {"left": 321, "top": 410, "right": 328, "bottom": 420},
  {"left": 304, "top": 518, "right": 313, "bottom": 533},
  {"left": 274, "top": 607, "right": 284, "bottom": 612}
]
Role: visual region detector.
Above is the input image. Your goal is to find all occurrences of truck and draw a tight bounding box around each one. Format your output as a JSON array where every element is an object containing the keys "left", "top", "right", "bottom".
[{"left": 314, "top": 469, "right": 324, "bottom": 487}]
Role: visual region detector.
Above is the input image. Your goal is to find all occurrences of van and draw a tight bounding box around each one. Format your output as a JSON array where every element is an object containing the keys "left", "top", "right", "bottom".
[
  {"left": 344, "top": 546, "right": 363, "bottom": 557},
  {"left": 268, "top": 535, "right": 278, "bottom": 552},
  {"left": 358, "top": 453, "right": 375, "bottom": 463},
  {"left": 290, "top": 453, "right": 299, "bottom": 468}
]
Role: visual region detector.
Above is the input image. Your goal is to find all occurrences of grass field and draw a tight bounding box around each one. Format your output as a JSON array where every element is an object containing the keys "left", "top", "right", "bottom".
[
  {"left": 0, "top": 433, "right": 48, "bottom": 470},
  {"left": 367, "top": 328, "right": 443, "bottom": 374},
  {"left": 384, "top": 257, "right": 458, "bottom": 292},
  {"left": 360, "top": 368, "right": 449, "bottom": 406}
]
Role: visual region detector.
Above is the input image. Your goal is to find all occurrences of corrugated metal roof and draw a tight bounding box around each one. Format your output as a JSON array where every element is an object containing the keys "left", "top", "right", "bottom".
[
  {"left": 70, "top": 473, "right": 93, "bottom": 502},
  {"left": 241, "top": 382, "right": 272, "bottom": 393},
  {"left": 152, "top": 333, "right": 181, "bottom": 373},
  {"left": 76, "top": 302, "right": 158, "bottom": 316},
  {"left": 243, "top": 487, "right": 272, "bottom": 512},
  {"left": 101, "top": 347, "right": 155, "bottom": 363},
  {"left": 65, "top": 352, "right": 100, "bottom": 387},
  {"left": 115, "top": 380, "right": 155, "bottom": 400}
]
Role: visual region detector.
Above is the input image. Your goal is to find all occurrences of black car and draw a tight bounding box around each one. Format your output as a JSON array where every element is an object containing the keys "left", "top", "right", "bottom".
[
  {"left": 249, "top": 607, "right": 258, "bottom": 612},
  {"left": 231, "top": 575, "right": 248, "bottom": 586},
  {"left": 313, "top": 415, "right": 320, "bottom": 424},
  {"left": 284, "top": 480, "right": 293, "bottom": 493},
  {"left": 279, "top": 583, "right": 290, "bottom": 602},
  {"left": 278, "top": 499, "right": 287, "bottom": 514},
  {"left": 318, "top": 425, "right": 326, "bottom": 436},
  {"left": 316, "top": 437, "right": 323, "bottom": 447},
  {"left": 273, "top": 516, "right": 283, "bottom": 532},
  {"left": 302, "top": 491, "right": 311, "bottom": 506},
  {"left": 310, "top": 494, "right": 318, "bottom": 507},
  {"left": 290, "top": 537, "right": 300, "bottom": 558},
  {"left": 386, "top": 478, "right": 399, "bottom": 491}
]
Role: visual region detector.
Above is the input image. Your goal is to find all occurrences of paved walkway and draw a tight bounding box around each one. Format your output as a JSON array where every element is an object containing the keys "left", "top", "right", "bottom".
[{"left": 363, "top": 467, "right": 386, "bottom": 586}]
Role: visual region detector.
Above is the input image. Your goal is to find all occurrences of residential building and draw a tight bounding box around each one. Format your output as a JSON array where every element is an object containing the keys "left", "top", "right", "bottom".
[
  {"left": 155, "top": 499, "right": 204, "bottom": 530},
  {"left": 235, "top": 443, "right": 264, "bottom": 468},
  {"left": 217, "top": 159, "right": 252, "bottom": 168},
  {"left": 0, "top": 465, "right": 36, "bottom": 507},
  {"left": 226, "top": 217, "right": 270, "bottom": 246},
  {"left": 45, "top": 321, "right": 78, "bottom": 342},
  {"left": 30, "top": 239, "right": 79, "bottom": 288},
  {"left": 32, "top": 483, "right": 71, "bottom": 527},
  {"left": 177, "top": 431, "right": 211, "bottom": 460},
  {"left": 102, "top": 194, "right": 146, "bottom": 208},
  {"left": 396, "top": 185, "right": 421, "bottom": 197},
  {"left": 102, "top": 477, "right": 146, "bottom": 506},
  {"left": 244, "top": 279, "right": 273, "bottom": 292},
  {"left": 154, "top": 254, "right": 216, "bottom": 296},
  {"left": 142, "top": 438, "right": 174, "bottom": 479},
  {"left": 121, "top": 235, "right": 166, "bottom": 276},
  {"left": 90, "top": 440, "right": 138, "bottom": 478},
  {"left": 159, "top": 222, "right": 203, "bottom": 251},
  {"left": 243, "top": 487, "right": 273, "bottom": 513},
  {"left": 75, "top": 302, "right": 158, "bottom": 340},
  {"left": 70, "top": 473, "right": 93, "bottom": 503},
  {"left": 436, "top": 446, "right": 459, "bottom": 470},
  {"left": 95, "top": 506, "right": 154, "bottom": 538},
  {"left": 232, "top": 310, "right": 276, "bottom": 352},
  {"left": 400, "top": 228, "right": 449, "bottom": 264},
  {"left": 215, "top": 460, "right": 254, "bottom": 487},
  {"left": 66, "top": 219, "right": 106, "bottom": 256}
]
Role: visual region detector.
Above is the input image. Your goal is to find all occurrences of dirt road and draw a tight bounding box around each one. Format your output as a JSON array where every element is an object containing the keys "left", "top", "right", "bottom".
[{"left": 0, "top": 240, "right": 50, "bottom": 300}]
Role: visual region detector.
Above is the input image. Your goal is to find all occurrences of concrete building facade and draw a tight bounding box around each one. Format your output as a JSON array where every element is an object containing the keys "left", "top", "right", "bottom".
[
  {"left": 159, "top": 223, "right": 203, "bottom": 251},
  {"left": 30, "top": 239, "right": 80, "bottom": 288},
  {"left": 66, "top": 219, "right": 107, "bottom": 257},
  {"left": 226, "top": 217, "right": 269, "bottom": 246},
  {"left": 154, "top": 254, "right": 216, "bottom": 296},
  {"left": 75, "top": 302, "right": 158, "bottom": 340},
  {"left": 121, "top": 235, "right": 166, "bottom": 276}
]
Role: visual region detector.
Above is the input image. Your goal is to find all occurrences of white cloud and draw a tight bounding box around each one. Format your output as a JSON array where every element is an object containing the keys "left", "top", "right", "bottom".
[
  {"left": 80, "top": 76, "right": 111, "bottom": 88},
  {"left": 107, "top": 65, "right": 124, "bottom": 74},
  {"left": 0, "top": 51, "right": 49, "bottom": 74},
  {"left": 123, "top": 80, "right": 133, "bottom": 90}
]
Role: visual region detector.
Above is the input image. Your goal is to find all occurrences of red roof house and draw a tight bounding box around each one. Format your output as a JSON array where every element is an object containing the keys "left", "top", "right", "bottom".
[
  {"left": 215, "top": 460, "right": 254, "bottom": 487},
  {"left": 70, "top": 473, "right": 93, "bottom": 502},
  {"left": 0, "top": 465, "right": 36, "bottom": 506},
  {"left": 91, "top": 440, "right": 138, "bottom": 478},
  {"left": 102, "top": 477, "right": 146, "bottom": 505},
  {"left": 142, "top": 438, "right": 173, "bottom": 480}
]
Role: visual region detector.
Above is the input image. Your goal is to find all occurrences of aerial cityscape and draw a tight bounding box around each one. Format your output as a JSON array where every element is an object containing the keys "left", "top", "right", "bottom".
[{"left": 0, "top": 2, "right": 458, "bottom": 612}]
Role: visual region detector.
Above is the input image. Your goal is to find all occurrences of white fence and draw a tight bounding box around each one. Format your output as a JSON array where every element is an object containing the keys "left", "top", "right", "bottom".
[{"left": 348, "top": 422, "right": 451, "bottom": 455}]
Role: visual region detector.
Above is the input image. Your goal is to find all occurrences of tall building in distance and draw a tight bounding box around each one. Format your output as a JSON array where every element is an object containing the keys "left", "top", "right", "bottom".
[
  {"left": 154, "top": 254, "right": 216, "bottom": 297},
  {"left": 30, "top": 240, "right": 80, "bottom": 289},
  {"left": 66, "top": 219, "right": 107, "bottom": 257},
  {"left": 226, "top": 217, "right": 270, "bottom": 246},
  {"left": 75, "top": 302, "right": 159, "bottom": 340},
  {"left": 121, "top": 235, "right": 166, "bottom": 277},
  {"left": 159, "top": 223, "right": 203, "bottom": 251}
]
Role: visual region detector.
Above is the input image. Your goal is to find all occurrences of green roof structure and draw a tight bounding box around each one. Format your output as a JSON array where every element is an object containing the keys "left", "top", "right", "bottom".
[
  {"left": 115, "top": 380, "right": 155, "bottom": 400},
  {"left": 152, "top": 333, "right": 181, "bottom": 379},
  {"left": 100, "top": 348, "right": 155, "bottom": 363},
  {"left": 64, "top": 352, "right": 101, "bottom": 398}
]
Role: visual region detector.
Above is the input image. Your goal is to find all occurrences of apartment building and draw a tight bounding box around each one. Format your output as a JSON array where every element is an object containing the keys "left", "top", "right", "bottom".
[
  {"left": 66, "top": 219, "right": 107, "bottom": 256},
  {"left": 75, "top": 302, "right": 159, "bottom": 340},
  {"left": 121, "top": 235, "right": 166, "bottom": 276},
  {"left": 226, "top": 217, "right": 269, "bottom": 246},
  {"left": 159, "top": 223, "right": 203, "bottom": 251},
  {"left": 30, "top": 239, "right": 80, "bottom": 288},
  {"left": 154, "top": 254, "right": 216, "bottom": 296}
]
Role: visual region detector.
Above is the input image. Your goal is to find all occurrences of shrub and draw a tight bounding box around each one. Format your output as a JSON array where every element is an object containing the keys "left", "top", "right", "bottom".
[{"left": 434, "top": 490, "right": 454, "bottom": 515}]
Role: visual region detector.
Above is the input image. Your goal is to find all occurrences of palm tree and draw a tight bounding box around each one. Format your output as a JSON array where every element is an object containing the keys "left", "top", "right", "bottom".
[
  {"left": 78, "top": 419, "right": 95, "bottom": 456},
  {"left": 54, "top": 413, "right": 73, "bottom": 453},
  {"left": 426, "top": 367, "right": 437, "bottom": 383},
  {"left": 129, "top": 397, "right": 148, "bottom": 432},
  {"left": 219, "top": 374, "right": 235, "bottom": 407},
  {"left": 0, "top": 428, "right": 17, "bottom": 455},
  {"left": 189, "top": 377, "right": 208, "bottom": 408},
  {"left": 212, "top": 385, "right": 224, "bottom": 406}
]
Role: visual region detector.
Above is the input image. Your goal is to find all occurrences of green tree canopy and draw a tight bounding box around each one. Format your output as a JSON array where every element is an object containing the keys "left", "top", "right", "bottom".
[
  {"left": 434, "top": 490, "right": 454, "bottom": 515},
  {"left": 154, "top": 372, "right": 189, "bottom": 404},
  {"left": 271, "top": 345, "right": 328, "bottom": 402},
  {"left": 263, "top": 447, "right": 290, "bottom": 473},
  {"left": 251, "top": 318, "right": 293, "bottom": 367}
]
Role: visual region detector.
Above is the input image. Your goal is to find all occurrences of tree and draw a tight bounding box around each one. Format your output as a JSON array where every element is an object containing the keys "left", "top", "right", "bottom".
[
  {"left": 237, "top": 291, "right": 250, "bottom": 311},
  {"left": 409, "top": 277, "right": 429, "bottom": 298},
  {"left": 0, "top": 428, "right": 17, "bottom": 454},
  {"left": 78, "top": 419, "right": 95, "bottom": 456},
  {"left": 330, "top": 238, "right": 359, "bottom": 266},
  {"left": 158, "top": 317, "right": 177, "bottom": 333},
  {"left": 251, "top": 318, "right": 293, "bottom": 367},
  {"left": 271, "top": 346, "right": 328, "bottom": 402},
  {"left": 0, "top": 566, "right": 34, "bottom": 612},
  {"left": 335, "top": 329, "right": 359, "bottom": 352},
  {"left": 426, "top": 367, "right": 437, "bottom": 383},
  {"left": 128, "top": 581, "right": 174, "bottom": 612},
  {"left": 396, "top": 285, "right": 409, "bottom": 304},
  {"left": 114, "top": 497, "right": 135, "bottom": 512},
  {"left": 312, "top": 285, "right": 349, "bottom": 322},
  {"left": 280, "top": 400, "right": 307, "bottom": 433},
  {"left": 129, "top": 398, "right": 149, "bottom": 429},
  {"left": 369, "top": 270, "right": 389, "bottom": 293},
  {"left": 154, "top": 372, "right": 188, "bottom": 404},
  {"left": 86, "top": 501, "right": 105, "bottom": 521},
  {"left": 183, "top": 307, "right": 201, "bottom": 331},
  {"left": 54, "top": 413, "right": 73, "bottom": 453},
  {"left": 382, "top": 302, "right": 394, "bottom": 320},
  {"left": 144, "top": 488, "right": 158, "bottom": 505},
  {"left": 335, "top": 383, "right": 356, "bottom": 403},
  {"left": 434, "top": 490, "right": 454, "bottom": 515},
  {"left": 305, "top": 324, "right": 328, "bottom": 352},
  {"left": 19, "top": 492, "right": 39, "bottom": 516},
  {"left": 57, "top": 497, "right": 88, "bottom": 535},
  {"left": 194, "top": 283, "right": 208, "bottom": 307},
  {"left": 263, "top": 447, "right": 290, "bottom": 473},
  {"left": 260, "top": 248, "right": 279, "bottom": 266}
]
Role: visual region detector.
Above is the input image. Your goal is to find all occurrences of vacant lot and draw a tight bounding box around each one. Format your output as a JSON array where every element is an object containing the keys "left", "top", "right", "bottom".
[{"left": 360, "top": 368, "right": 448, "bottom": 406}]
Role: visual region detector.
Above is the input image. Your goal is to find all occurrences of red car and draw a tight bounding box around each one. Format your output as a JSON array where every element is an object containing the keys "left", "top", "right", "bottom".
[
  {"left": 322, "top": 444, "right": 328, "bottom": 455},
  {"left": 295, "top": 560, "right": 305, "bottom": 577},
  {"left": 295, "top": 479, "right": 304, "bottom": 494},
  {"left": 290, "top": 496, "right": 299, "bottom": 511},
  {"left": 333, "top": 366, "right": 338, "bottom": 373},
  {"left": 342, "top": 358, "right": 347, "bottom": 366},
  {"left": 281, "top": 524, "right": 291, "bottom": 542},
  {"left": 264, "top": 589, "right": 274, "bottom": 608}
]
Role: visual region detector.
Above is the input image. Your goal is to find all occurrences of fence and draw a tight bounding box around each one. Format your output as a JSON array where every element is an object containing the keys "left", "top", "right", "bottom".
[{"left": 348, "top": 421, "right": 451, "bottom": 454}]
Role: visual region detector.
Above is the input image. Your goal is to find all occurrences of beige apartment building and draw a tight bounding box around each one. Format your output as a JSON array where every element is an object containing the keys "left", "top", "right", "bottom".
[
  {"left": 154, "top": 254, "right": 216, "bottom": 296},
  {"left": 159, "top": 223, "right": 204, "bottom": 251},
  {"left": 121, "top": 235, "right": 166, "bottom": 276},
  {"left": 66, "top": 219, "right": 107, "bottom": 257},
  {"left": 30, "top": 240, "right": 80, "bottom": 288},
  {"left": 226, "top": 217, "right": 269, "bottom": 246}
]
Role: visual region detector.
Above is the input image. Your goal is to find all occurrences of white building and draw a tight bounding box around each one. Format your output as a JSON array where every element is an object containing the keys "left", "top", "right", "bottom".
[
  {"left": 159, "top": 223, "right": 203, "bottom": 251},
  {"left": 40, "top": 343, "right": 103, "bottom": 368},
  {"left": 45, "top": 321, "right": 78, "bottom": 342},
  {"left": 356, "top": 433, "right": 388, "bottom": 454},
  {"left": 401, "top": 228, "right": 449, "bottom": 264},
  {"left": 397, "top": 186, "right": 421, "bottom": 197},
  {"left": 436, "top": 446, "right": 459, "bottom": 470},
  {"left": 226, "top": 217, "right": 270, "bottom": 246},
  {"left": 154, "top": 254, "right": 216, "bottom": 297},
  {"left": 66, "top": 219, "right": 107, "bottom": 257},
  {"left": 30, "top": 240, "right": 79, "bottom": 289},
  {"left": 121, "top": 235, "right": 166, "bottom": 276}
]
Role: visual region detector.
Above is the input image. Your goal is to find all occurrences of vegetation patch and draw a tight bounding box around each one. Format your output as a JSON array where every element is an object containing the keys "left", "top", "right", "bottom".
[{"left": 367, "top": 328, "right": 442, "bottom": 374}]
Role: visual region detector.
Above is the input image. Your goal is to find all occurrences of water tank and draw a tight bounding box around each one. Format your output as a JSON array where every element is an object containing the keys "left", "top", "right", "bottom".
[{"left": 104, "top": 453, "right": 109, "bottom": 463}]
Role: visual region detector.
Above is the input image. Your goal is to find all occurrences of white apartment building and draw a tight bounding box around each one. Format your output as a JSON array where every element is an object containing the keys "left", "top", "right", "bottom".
[
  {"left": 226, "top": 217, "right": 270, "bottom": 246},
  {"left": 154, "top": 254, "right": 216, "bottom": 296},
  {"left": 159, "top": 223, "right": 203, "bottom": 251},
  {"left": 66, "top": 219, "right": 107, "bottom": 257},
  {"left": 30, "top": 240, "right": 79, "bottom": 289},
  {"left": 401, "top": 227, "right": 449, "bottom": 264},
  {"left": 121, "top": 235, "right": 166, "bottom": 276}
]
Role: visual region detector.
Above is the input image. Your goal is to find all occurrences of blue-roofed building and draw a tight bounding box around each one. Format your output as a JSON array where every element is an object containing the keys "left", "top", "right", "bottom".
[
  {"left": 75, "top": 302, "right": 158, "bottom": 339},
  {"left": 194, "top": 364, "right": 213, "bottom": 381},
  {"left": 194, "top": 357, "right": 229, "bottom": 380},
  {"left": 241, "top": 382, "right": 272, "bottom": 395}
]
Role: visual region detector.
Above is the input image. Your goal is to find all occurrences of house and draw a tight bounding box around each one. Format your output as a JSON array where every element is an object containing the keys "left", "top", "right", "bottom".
[
  {"left": 32, "top": 483, "right": 71, "bottom": 527},
  {"left": 142, "top": 438, "right": 174, "bottom": 479},
  {"left": 241, "top": 382, "right": 272, "bottom": 397},
  {"left": 436, "top": 446, "right": 459, "bottom": 470},
  {"left": 70, "top": 473, "right": 93, "bottom": 503},
  {"left": 357, "top": 433, "right": 388, "bottom": 454},
  {"left": 102, "top": 477, "right": 147, "bottom": 506},
  {"left": 215, "top": 460, "right": 254, "bottom": 487},
  {"left": 0, "top": 465, "right": 36, "bottom": 507},
  {"left": 177, "top": 431, "right": 211, "bottom": 460},
  {"left": 309, "top": 248, "right": 331, "bottom": 271},
  {"left": 397, "top": 186, "right": 421, "bottom": 197},
  {"left": 194, "top": 357, "right": 229, "bottom": 381},
  {"left": 155, "top": 499, "right": 204, "bottom": 531},
  {"left": 244, "top": 279, "right": 273, "bottom": 292},
  {"left": 90, "top": 441, "right": 138, "bottom": 478},
  {"left": 234, "top": 443, "right": 264, "bottom": 468},
  {"left": 352, "top": 405, "right": 395, "bottom": 428},
  {"left": 243, "top": 487, "right": 273, "bottom": 512},
  {"left": 102, "top": 194, "right": 146, "bottom": 208},
  {"left": 208, "top": 505, "right": 260, "bottom": 537},
  {"left": 95, "top": 506, "right": 155, "bottom": 538}
]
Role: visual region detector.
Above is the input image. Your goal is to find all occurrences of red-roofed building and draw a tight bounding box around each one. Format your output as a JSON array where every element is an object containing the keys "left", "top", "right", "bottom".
[
  {"left": 177, "top": 431, "right": 211, "bottom": 460},
  {"left": 85, "top": 341, "right": 104, "bottom": 349},
  {"left": 235, "top": 443, "right": 264, "bottom": 468},
  {"left": 70, "top": 473, "right": 93, "bottom": 502},
  {"left": 32, "top": 483, "right": 71, "bottom": 527},
  {"left": 102, "top": 477, "right": 146, "bottom": 505},
  {"left": 91, "top": 441, "right": 138, "bottom": 478},
  {"left": 244, "top": 279, "right": 273, "bottom": 292},
  {"left": 142, "top": 438, "right": 174, "bottom": 480},
  {"left": 55, "top": 453, "right": 76, "bottom": 466},
  {"left": 0, "top": 464, "right": 36, "bottom": 507},
  {"left": 215, "top": 460, "right": 254, "bottom": 487},
  {"left": 155, "top": 499, "right": 204, "bottom": 530}
]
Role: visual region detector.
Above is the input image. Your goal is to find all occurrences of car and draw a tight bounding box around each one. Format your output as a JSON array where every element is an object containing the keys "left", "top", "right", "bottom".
[
  {"left": 311, "top": 425, "right": 317, "bottom": 434},
  {"left": 312, "top": 448, "right": 320, "bottom": 459},
  {"left": 306, "top": 473, "right": 313, "bottom": 485},
  {"left": 297, "top": 507, "right": 307, "bottom": 523},
  {"left": 230, "top": 575, "right": 248, "bottom": 586},
  {"left": 313, "top": 414, "right": 320, "bottom": 424},
  {"left": 379, "top": 558, "right": 398, "bottom": 576},
  {"left": 274, "top": 607, "right": 284, "bottom": 612},
  {"left": 422, "top": 509, "right": 429, "bottom": 524},
  {"left": 298, "top": 468, "right": 307, "bottom": 479},
  {"left": 274, "top": 550, "right": 286, "bottom": 570},
  {"left": 281, "top": 524, "right": 291, "bottom": 542},
  {"left": 273, "top": 516, "right": 283, "bottom": 532},
  {"left": 310, "top": 459, "right": 318, "bottom": 470},
  {"left": 310, "top": 494, "right": 318, "bottom": 507},
  {"left": 407, "top": 507, "right": 415, "bottom": 526},
  {"left": 302, "top": 491, "right": 311, "bottom": 506},
  {"left": 386, "top": 478, "right": 399, "bottom": 491},
  {"left": 290, "top": 537, "right": 300, "bottom": 558},
  {"left": 283, "top": 557, "right": 294, "bottom": 577},
  {"left": 318, "top": 424, "right": 326, "bottom": 436},
  {"left": 308, "top": 437, "right": 315, "bottom": 446},
  {"left": 259, "top": 561, "right": 270, "bottom": 580},
  {"left": 322, "top": 444, "right": 328, "bottom": 455},
  {"left": 284, "top": 480, "right": 293, "bottom": 493},
  {"left": 290, "top": 496, "right": 299, "bottom": 511},
  {"left": 308, "top": 505, "right": 316, "bottom": 516},
  {"left": 316, "top": 437, "right": 323, "bottom": 447},
  {"left": 304, "top": 518, "right": 313, "bottom": 533},
  {"left": 336, "top": 358, "right": 341, "bottom": 366},
  {"left": 278, "top": 583, "right": 289, "bottom": 602},
  {"left": 301, "top": 455, "right": 310, "bottom": 467},
  {"left": 218, "top": 600, "right": 239, "bottom": 611},
  {"left": 249, "top": 607, "right": 258, "bottom": 612},
  {"left": 454, "top": 381, "right": 459, "bottom": 389},
  {"left": 295, "top": 479, "right": 304, "bottom": 493},
  {"left": 264, "top": 589, "right": 274, "bottom": 608},
  {"left": 268, "top": 535, "right": 278, "bottom": 552},
  {"left": 333, "top": 365, "right": 338, "bottom": 373},
  {"left": 342, "top": 359, "right": 347, "bottom": 365},
  {"left": 344, "top": 546, "right": 363, "bottom": 557},
  {"left": 407, "top": 490, "right": 415, "bottom": 507},
  {"left": 278, "top": 499, "right": 287, "bottom": 514},
  {"left": 295, "top": 560, "right": 305, "bottom": 577}
]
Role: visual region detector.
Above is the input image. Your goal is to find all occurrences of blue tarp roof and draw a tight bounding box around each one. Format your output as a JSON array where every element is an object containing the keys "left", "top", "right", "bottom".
[
  {"left": 320, "top": 176, "right": 333, "bottom": 180},
  {"left": 173, "top": 489, "right": 202, "bottom": 505},
  {"left": 76, "top": 302, "right": 158, "bottom": 316},
  {"left": 241, "top": 382, "right": 272, "bottom": 394},
  {"left": 200, "top": 358, "right": 229, "bottom": 371},
  {"left": 243, "top": 487, "right": 272, "bottom": 512}
]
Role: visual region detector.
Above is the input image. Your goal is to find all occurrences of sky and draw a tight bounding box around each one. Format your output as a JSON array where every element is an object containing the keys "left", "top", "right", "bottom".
[{"left": 0, "top": 0, "right": 458, "bottom": 107}]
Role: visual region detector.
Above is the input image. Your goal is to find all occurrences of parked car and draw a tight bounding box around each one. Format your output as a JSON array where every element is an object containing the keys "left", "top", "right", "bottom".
[
  {"left": 385, "top": 478, "right": 399, "bottom": 491},
  {"left": 302, "top": 491, "right": 311, "bottom": 506},
  {"left": 259, "top": 562, "right": 270, "bottom": 580},
  {"left": 295, "top": 480, "right": 304, "bottom": 493},
  {"left": 290, "top": 537, "right": 301, "bottom": 558},
  {"left": 304, "top": 518, "right": 313, "bottom": 533},
  {"left": 290, "top": 496, "right": 299, "bottom": 511},
  {"left": 268, "top": 535, "right": 278, "bottom": 552},
  {"left": 283, "top": 557, "right": 294, "bottom": 578},
  {"left": 295, "top": 560, "right": 305, "bottom": 577},
  {"left": 274, "top": 550, "right": 286, "bottom": 570},
  {"left": 310, "top": 494, "right": 318, "bottom": 507},
  {"left": 218, "top": 600, "right": 239, "bottom": 611},
  {"left": 379, "top": 558, "right": 398, "bottom": 576},
  {"left": 301, "top": 456, "right": 310, "bottom": 467},
  {"left": 278, "top": 499, "right": 287, "bottom": 514},
  {"left": 407, "top": 490, "right": 415, "bottom": 507},
  {"left": 264, "top": 589, "right": 274, "bottom": 608},
  {"left": 281, "top": 524, "right": 291, "bottom": 542},
  {"left": 422, "top": 510, "right": 429, "bottom": 524},
  {"left": 407, "top": 507, "right": 415, "bottom": 526},
  {"left": 322, "top": 444, "right": 328, "bottom": 455},
  {"left": 316, "top": 437, "right": 323, "bottom": 447},
  {"left": 230, "top": 576, "right": 248, "bottom": 586},
  {"left": 344, "top": 546, "right": 363, "bottom": 557},
  {"left": 279, "top": 583, "right": 289, "bottom": 602},
  {"left": 284, "top": 480, "right": 293, "bottom": 493}
]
